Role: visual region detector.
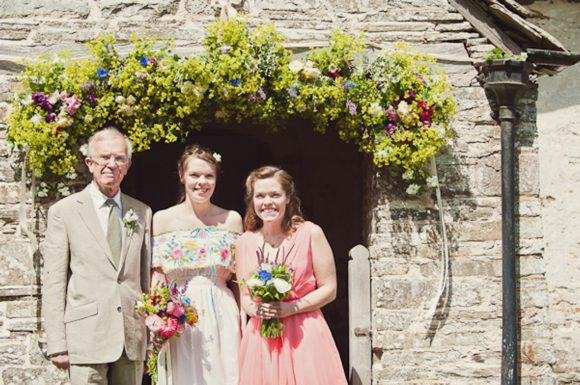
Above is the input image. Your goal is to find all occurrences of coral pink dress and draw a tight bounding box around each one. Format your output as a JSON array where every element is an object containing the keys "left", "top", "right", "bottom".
[{"left": 237, "top": 221, "right": 347, "bottom": 385}]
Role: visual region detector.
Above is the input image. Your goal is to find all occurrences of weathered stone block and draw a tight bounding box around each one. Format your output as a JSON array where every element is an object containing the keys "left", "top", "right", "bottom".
[
  {"left": 254, "top": 0, "right": 320, "bottom": 11},
  {"left": 360, "top": 22, "right": 433, "bottom": 32},
  {"left": 435, "top": 21, "right": 474, "bottom": 32},
  {"left": 0, "top": 0, "right": 90, "bottom": 17},
  {"left": 0, "top": 183, "right": 22, "bottom": 204},
  {"left": 6, "top": 298, "right": 40, "bottom": 318},
  {"left": 373, "top": 259, "right": 410, "bottom": 276},
  {"left": 521, "top": 342, "right": 557, "bottom": 365},
  {"left": 0, "top": 241, "right": 37, "bottom": 287},
  {"left": 519, "top": 290, "right": 550, "bottom": 308},
  {"left": 375, "top": 309, "right": 414, "bottom": 331},
  {"left": 374, "top": 279, "right": 436, "bottom": 310},
  {"left": 6, "top": 319, "right": 41, "bottom": 332},
  {"left": 2, "top": 367, "right": 68, "bottom": 385},
  {"left": 452, "top": 221, "right": 501, "bottom": 242},
  {"left": 97, "top": 0, "right": 180, "bottom": 18},
  {"left": 381, "top": 9, "right": 464, "bottom": 22}
]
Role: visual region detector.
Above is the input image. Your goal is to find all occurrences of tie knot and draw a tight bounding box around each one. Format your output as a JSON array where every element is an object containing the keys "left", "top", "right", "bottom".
[{"left": 105, "top": 199, "right": 117, "bottom": 208}]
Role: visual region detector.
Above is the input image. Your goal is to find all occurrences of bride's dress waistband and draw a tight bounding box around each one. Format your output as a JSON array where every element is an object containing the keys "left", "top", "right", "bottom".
[{"left": 170, "top": 274, "right": 229, "bottom": 288}]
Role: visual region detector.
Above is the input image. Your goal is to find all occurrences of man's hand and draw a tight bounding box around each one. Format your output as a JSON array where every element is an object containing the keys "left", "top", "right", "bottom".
[{"left": 51, "top": 353, "right": 70, "bottom": 370}]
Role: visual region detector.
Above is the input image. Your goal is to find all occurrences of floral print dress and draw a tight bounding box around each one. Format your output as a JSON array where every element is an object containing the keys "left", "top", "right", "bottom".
[{"left": 152, "top": 227, "right": 240, "bottom": 385}]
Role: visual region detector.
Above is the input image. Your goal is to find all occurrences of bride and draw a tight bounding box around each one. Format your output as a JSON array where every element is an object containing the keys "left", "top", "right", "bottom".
[{"left": 150, "top": 145, "right": 243, "bottom": 384}]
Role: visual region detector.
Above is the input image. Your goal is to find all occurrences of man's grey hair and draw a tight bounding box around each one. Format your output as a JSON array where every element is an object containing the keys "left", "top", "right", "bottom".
[{"left": 87, "top": 127, "right": 133, "bottom": 160}]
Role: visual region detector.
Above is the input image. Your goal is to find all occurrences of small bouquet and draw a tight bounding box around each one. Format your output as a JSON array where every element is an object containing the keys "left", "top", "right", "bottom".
[
  {"left": 243, "top": 243, "right": 295, "bottom": 338},
  {"left": 135, "top": 279, "right": 199, "bottom": 383}
]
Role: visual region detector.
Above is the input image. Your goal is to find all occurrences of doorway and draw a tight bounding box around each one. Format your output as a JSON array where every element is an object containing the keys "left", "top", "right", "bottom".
[{"left": 123, "top": 119, "right": 366, "bottom": 374}]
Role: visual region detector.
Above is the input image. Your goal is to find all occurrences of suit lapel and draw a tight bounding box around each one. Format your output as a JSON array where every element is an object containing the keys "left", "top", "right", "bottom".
[
  {"left": 77, "top": 186, "right": 118, "bottom": 270},
  {"left": 119, "top": 193, "right": 133, "bottom": 272}
]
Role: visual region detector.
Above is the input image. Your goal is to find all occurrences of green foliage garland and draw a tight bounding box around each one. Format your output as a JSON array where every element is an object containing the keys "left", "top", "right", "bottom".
[{"left": 6, "top": 18, "right": 456, "bottom": 194}]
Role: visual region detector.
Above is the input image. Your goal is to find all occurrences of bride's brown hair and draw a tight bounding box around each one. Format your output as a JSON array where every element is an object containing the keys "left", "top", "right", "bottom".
[
  {"left": 244, "top": 166, "right": 304, "bottom": 234},
  {"left": 176, "top": 144, "right": 221, "bottom": 204}
]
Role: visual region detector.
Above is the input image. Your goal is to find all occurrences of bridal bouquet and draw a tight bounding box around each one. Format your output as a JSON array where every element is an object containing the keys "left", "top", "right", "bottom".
[
  {"left": 244, "top": 244, "right": 295, "bottom": 338},
  {"left": 135, "top": 279, "right": 199, "bottom": 383}
]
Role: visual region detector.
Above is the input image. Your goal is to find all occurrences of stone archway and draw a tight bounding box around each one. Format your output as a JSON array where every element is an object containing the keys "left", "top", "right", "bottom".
[{"left": 122, "top": 120, "right": 367, "bottom": 374}]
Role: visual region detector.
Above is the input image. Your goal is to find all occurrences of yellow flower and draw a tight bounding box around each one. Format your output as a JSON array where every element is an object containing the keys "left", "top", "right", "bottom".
[{"left": 183, "top": 241, "right": 197, "bottom": 251}]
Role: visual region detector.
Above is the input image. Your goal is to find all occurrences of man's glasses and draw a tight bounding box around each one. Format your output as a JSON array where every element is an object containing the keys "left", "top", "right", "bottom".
[{"left": 91, "top": 154, "right": 130, "bottom": 165}]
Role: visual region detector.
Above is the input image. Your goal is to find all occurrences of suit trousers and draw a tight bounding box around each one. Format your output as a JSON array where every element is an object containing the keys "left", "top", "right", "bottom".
[{"left": 68, "top": 351, "right": 143, "bottom": 385}]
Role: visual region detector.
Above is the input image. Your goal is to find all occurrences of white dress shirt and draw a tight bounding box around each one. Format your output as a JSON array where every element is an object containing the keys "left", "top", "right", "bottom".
[{"left": 89, "top": 182, "right": 123, "bottom": 238}]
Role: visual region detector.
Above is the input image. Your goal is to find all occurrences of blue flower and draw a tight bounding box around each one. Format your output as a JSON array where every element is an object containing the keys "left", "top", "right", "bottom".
[
  {"left": 346, "top": 81, "right": 355, "bottom": 89},
  {"left": 258, "top": 270, "right": 272, "bottom": 281},
  {"left": 178, "top": 314, "right": 187, "bottom": 323},
  {"left": 230, "top": 78, "right": 240, "bottom": 87},
  {"left": 288, "top": 87, "right": 298, "bottom": 99},
  {"left": 181, "top": 297, "right": 191, "bottom": 306},
  {"left": 97, "top": 68, "right": 108, "bottom": 78},
  {"left": 140, "top": 56, "right": 149, "bottom": 67}
]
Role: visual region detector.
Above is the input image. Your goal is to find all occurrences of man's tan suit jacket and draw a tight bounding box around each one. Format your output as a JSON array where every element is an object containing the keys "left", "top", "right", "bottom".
[{"left": 42, "top": 185, "right": 152, "bottom": 364}]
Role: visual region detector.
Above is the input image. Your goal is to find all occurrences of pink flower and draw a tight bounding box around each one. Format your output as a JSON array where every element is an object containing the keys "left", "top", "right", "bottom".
[
  {"left": 385, "top": 107, "right": 400, "bottom": 122},
  {"left": 199, "top": 248, "right": 206, "bottom": 254},
  {"left": 159, "top": 316, "right": 178, "bottom": 338},
  {"left": 221, "top": 248, "right": 230, "bottom": 260},
  {"left": 64, "top": 95, "right": 82, "bottom": 115},
  {"left": 167, "top": 301, "right": 185, "bottom": 318},
  {"left": 171, "top": 249, "right": 183, "bottom": 260},
  {"left": 145, "top": 314, "right": 165, "bottom": 332}
]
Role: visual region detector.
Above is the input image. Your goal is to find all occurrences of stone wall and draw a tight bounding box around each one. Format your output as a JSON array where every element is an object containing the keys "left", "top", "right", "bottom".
[{"left": 0, "top": 0, "right": 573, "bottom": 384}]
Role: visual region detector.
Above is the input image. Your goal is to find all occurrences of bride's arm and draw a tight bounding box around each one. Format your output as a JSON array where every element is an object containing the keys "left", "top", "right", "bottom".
[{"left": 255, "top": 224, "right": 338, "bottom": 320}]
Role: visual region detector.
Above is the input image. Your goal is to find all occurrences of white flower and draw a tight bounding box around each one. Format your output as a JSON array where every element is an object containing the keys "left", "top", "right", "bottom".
[
  {"left": 406, "top": 184, "right": 420, "bottom": 195},
  {"left": 328, "top": 63, "right": 338, "bottom": 72},
  {"left": 21, "top": 94, "right": 33, "bottom": 106},
  {"left": 246, "top": 60, "right": 258, "bottom": 72},
  {"left": 246, "top": 278, "right": 264, "bottom": 288},
  {"left": 213, "top": 152, "right": 222, "bottom": 162},
  {"left": 397, "top": 100, "right": 410, "bottom": 118},
  {"left": 304, "top": 61, "right": 314, "bottom": 70},
  {"left": 115, "top": 95, "right": 126, "bottom": 104},
  {"left": 369, "top": 102, "right": 383, "bottom": 117},
  {"left": 192, "top": 85, "right": 205, "bottom": 98},
  {"left": 80, "top": 144, "right": 88, "bottom": 156},
  {"left": 377, "top": 150, "right": 388, "bottom": 158},
  {"left": 30, "top": 114, "right": 43, "bottom": 124},
  {"left": 57, "top": 183, "right": 71, "bottom": 196},
  {"left": 58, "top": 131, "right": 69, "bottom": 142},
  {"left": 160, "top": 59, "right": 170, "bottom": 69},
  {"left": 273, "top": 278, "right": 292, "bottom": 294},
  {"left": 402, "top": 170, "right": 414, "bottom": 180},
  {"left": 37, "top": 189, "right": 48, "bottom": 198},
  {"left": 123, "top": 208, "right": 140, "bottom": 236},
  {"left": 303, "top": 66, "right": 321, "bottom": 79},
  {"left": 48, "top": 91, "right": 61, "bottom": 105},
  {"left": 426, "top": 176, "right": 438, "bottom": 189},
  {"left": 66, "top": 171, "right": 78, "bottom": 180},
  {"left": 181, "top": 81, "right": 194, "bottom": 94},
  {"left": 215, "top": 110, "right": 226, "bottom": 119},
  {"left": 126, "top": 95, "right": 137, "bottom": 105},
  {"left": 288, "top": 60, "right": 303, "bottom": 73}
]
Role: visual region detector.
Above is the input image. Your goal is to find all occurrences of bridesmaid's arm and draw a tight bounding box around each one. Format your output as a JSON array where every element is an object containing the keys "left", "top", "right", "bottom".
[
  {"left": 259, "top": 224, "right": 338, "bottom": 320},
  {"left": 151, "top": 267, "right": 167, "bottom": 286}
]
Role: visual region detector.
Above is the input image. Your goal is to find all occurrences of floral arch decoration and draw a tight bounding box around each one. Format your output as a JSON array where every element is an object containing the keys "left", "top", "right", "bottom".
[{"left": 6, "top": 18, "right": 456, "bottom": 197}]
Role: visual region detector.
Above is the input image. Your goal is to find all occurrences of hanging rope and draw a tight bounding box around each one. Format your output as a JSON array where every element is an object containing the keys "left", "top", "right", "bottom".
[
  {"left": 219, "top": 0, "right": 238, "bottom": 21},
  {"left": 423, "top": 156, "right": 450, "bottom": 319},
  {"left": 18, "top": 156, "right": 39, "bottom": 261}
]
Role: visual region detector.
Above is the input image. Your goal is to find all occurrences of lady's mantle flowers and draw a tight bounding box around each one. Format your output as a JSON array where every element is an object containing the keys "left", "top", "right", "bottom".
[{"left": 123, "top": 208, "right": 139, "bottom": 236}]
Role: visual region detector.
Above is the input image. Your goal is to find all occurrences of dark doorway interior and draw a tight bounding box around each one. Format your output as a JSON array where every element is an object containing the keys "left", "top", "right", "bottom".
[{"left": 123, "top": 119, "right": 365, "bottom": 375}]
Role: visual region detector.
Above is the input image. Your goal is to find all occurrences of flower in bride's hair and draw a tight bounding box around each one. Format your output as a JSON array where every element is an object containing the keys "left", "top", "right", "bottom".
[
  {"left": 213, "top": 152, "right": 222, "bottom": 162},
  {"left": 145, "top": 314, "right": 165, "bottom": 332}
]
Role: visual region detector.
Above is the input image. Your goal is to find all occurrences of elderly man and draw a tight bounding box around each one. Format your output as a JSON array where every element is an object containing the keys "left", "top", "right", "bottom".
[{"left": 42, "top": 127, "right": 151, "bottom": 385}]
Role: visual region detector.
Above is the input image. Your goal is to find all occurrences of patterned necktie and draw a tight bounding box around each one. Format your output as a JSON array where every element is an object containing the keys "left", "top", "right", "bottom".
[{"left": 105, "top": 199, "right": 121, "bottom": 266}]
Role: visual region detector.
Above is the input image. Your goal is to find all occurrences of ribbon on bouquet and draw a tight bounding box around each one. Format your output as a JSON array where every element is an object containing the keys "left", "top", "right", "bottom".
[{"left": 157, "top": 341, "right": 173, "bottom": 385}]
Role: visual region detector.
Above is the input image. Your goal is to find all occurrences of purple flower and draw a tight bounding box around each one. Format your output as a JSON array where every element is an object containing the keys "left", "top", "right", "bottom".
[
  {"left": 32, "top": 92, "right": 53, "bottom": 112},
  {"left": 230, "top": 78, "right": 240, "bottom": 87},
  {"left": 97, "top": 68, "right": 108, "bottom": 78},
  {"left": 405, "top": 90, "right": 416, "bottom": 103},
  {"left": 140, "top": 56, "right": 149, "bottom": 67},
  {"left": 288, "top": 87, "right": 298, "bottom": 99},
  {"left": 86, "top": 91, "right": 98, "bottom": 103},
  {"left": 249, "top": 94, "right": 260, "bottom": 102},
  {"left": 258, "top": 88, "right": 266, "bottom": 100},
  {"left": 346, "top": 99, "right": 357, "bottom": 115},
  {"left": 149, "top": 56, "right": 158, "bottom": 66},
  {"left": 423, "top": 121, "right": 431, "bottom": 126},
  {"left": 386, "top": 123, "right": 396, "bottom": 136},
  {"left": 45, "top": 113, "right": 57, "bottom": 123}
]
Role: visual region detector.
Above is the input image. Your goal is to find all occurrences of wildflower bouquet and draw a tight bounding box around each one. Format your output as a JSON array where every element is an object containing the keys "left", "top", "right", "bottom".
[
  {"left": 243, "top": 244, "right": 295, "bottom": 338},
  {"left": 135, "top": 279, "right": 199, "bottom": 383}
]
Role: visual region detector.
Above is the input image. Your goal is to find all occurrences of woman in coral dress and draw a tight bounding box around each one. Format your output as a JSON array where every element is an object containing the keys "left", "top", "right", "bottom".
[
  {"left": 237, "top": 165, "right": 347, "bottom": 385},
  {"left": 151, "top": 145, "right": 243, "bottom": 384}
]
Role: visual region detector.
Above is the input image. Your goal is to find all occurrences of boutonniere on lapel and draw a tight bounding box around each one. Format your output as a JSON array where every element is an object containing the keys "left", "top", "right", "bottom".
[{"left": 123, "top": 208, "right": 139, "bottom": 236}]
